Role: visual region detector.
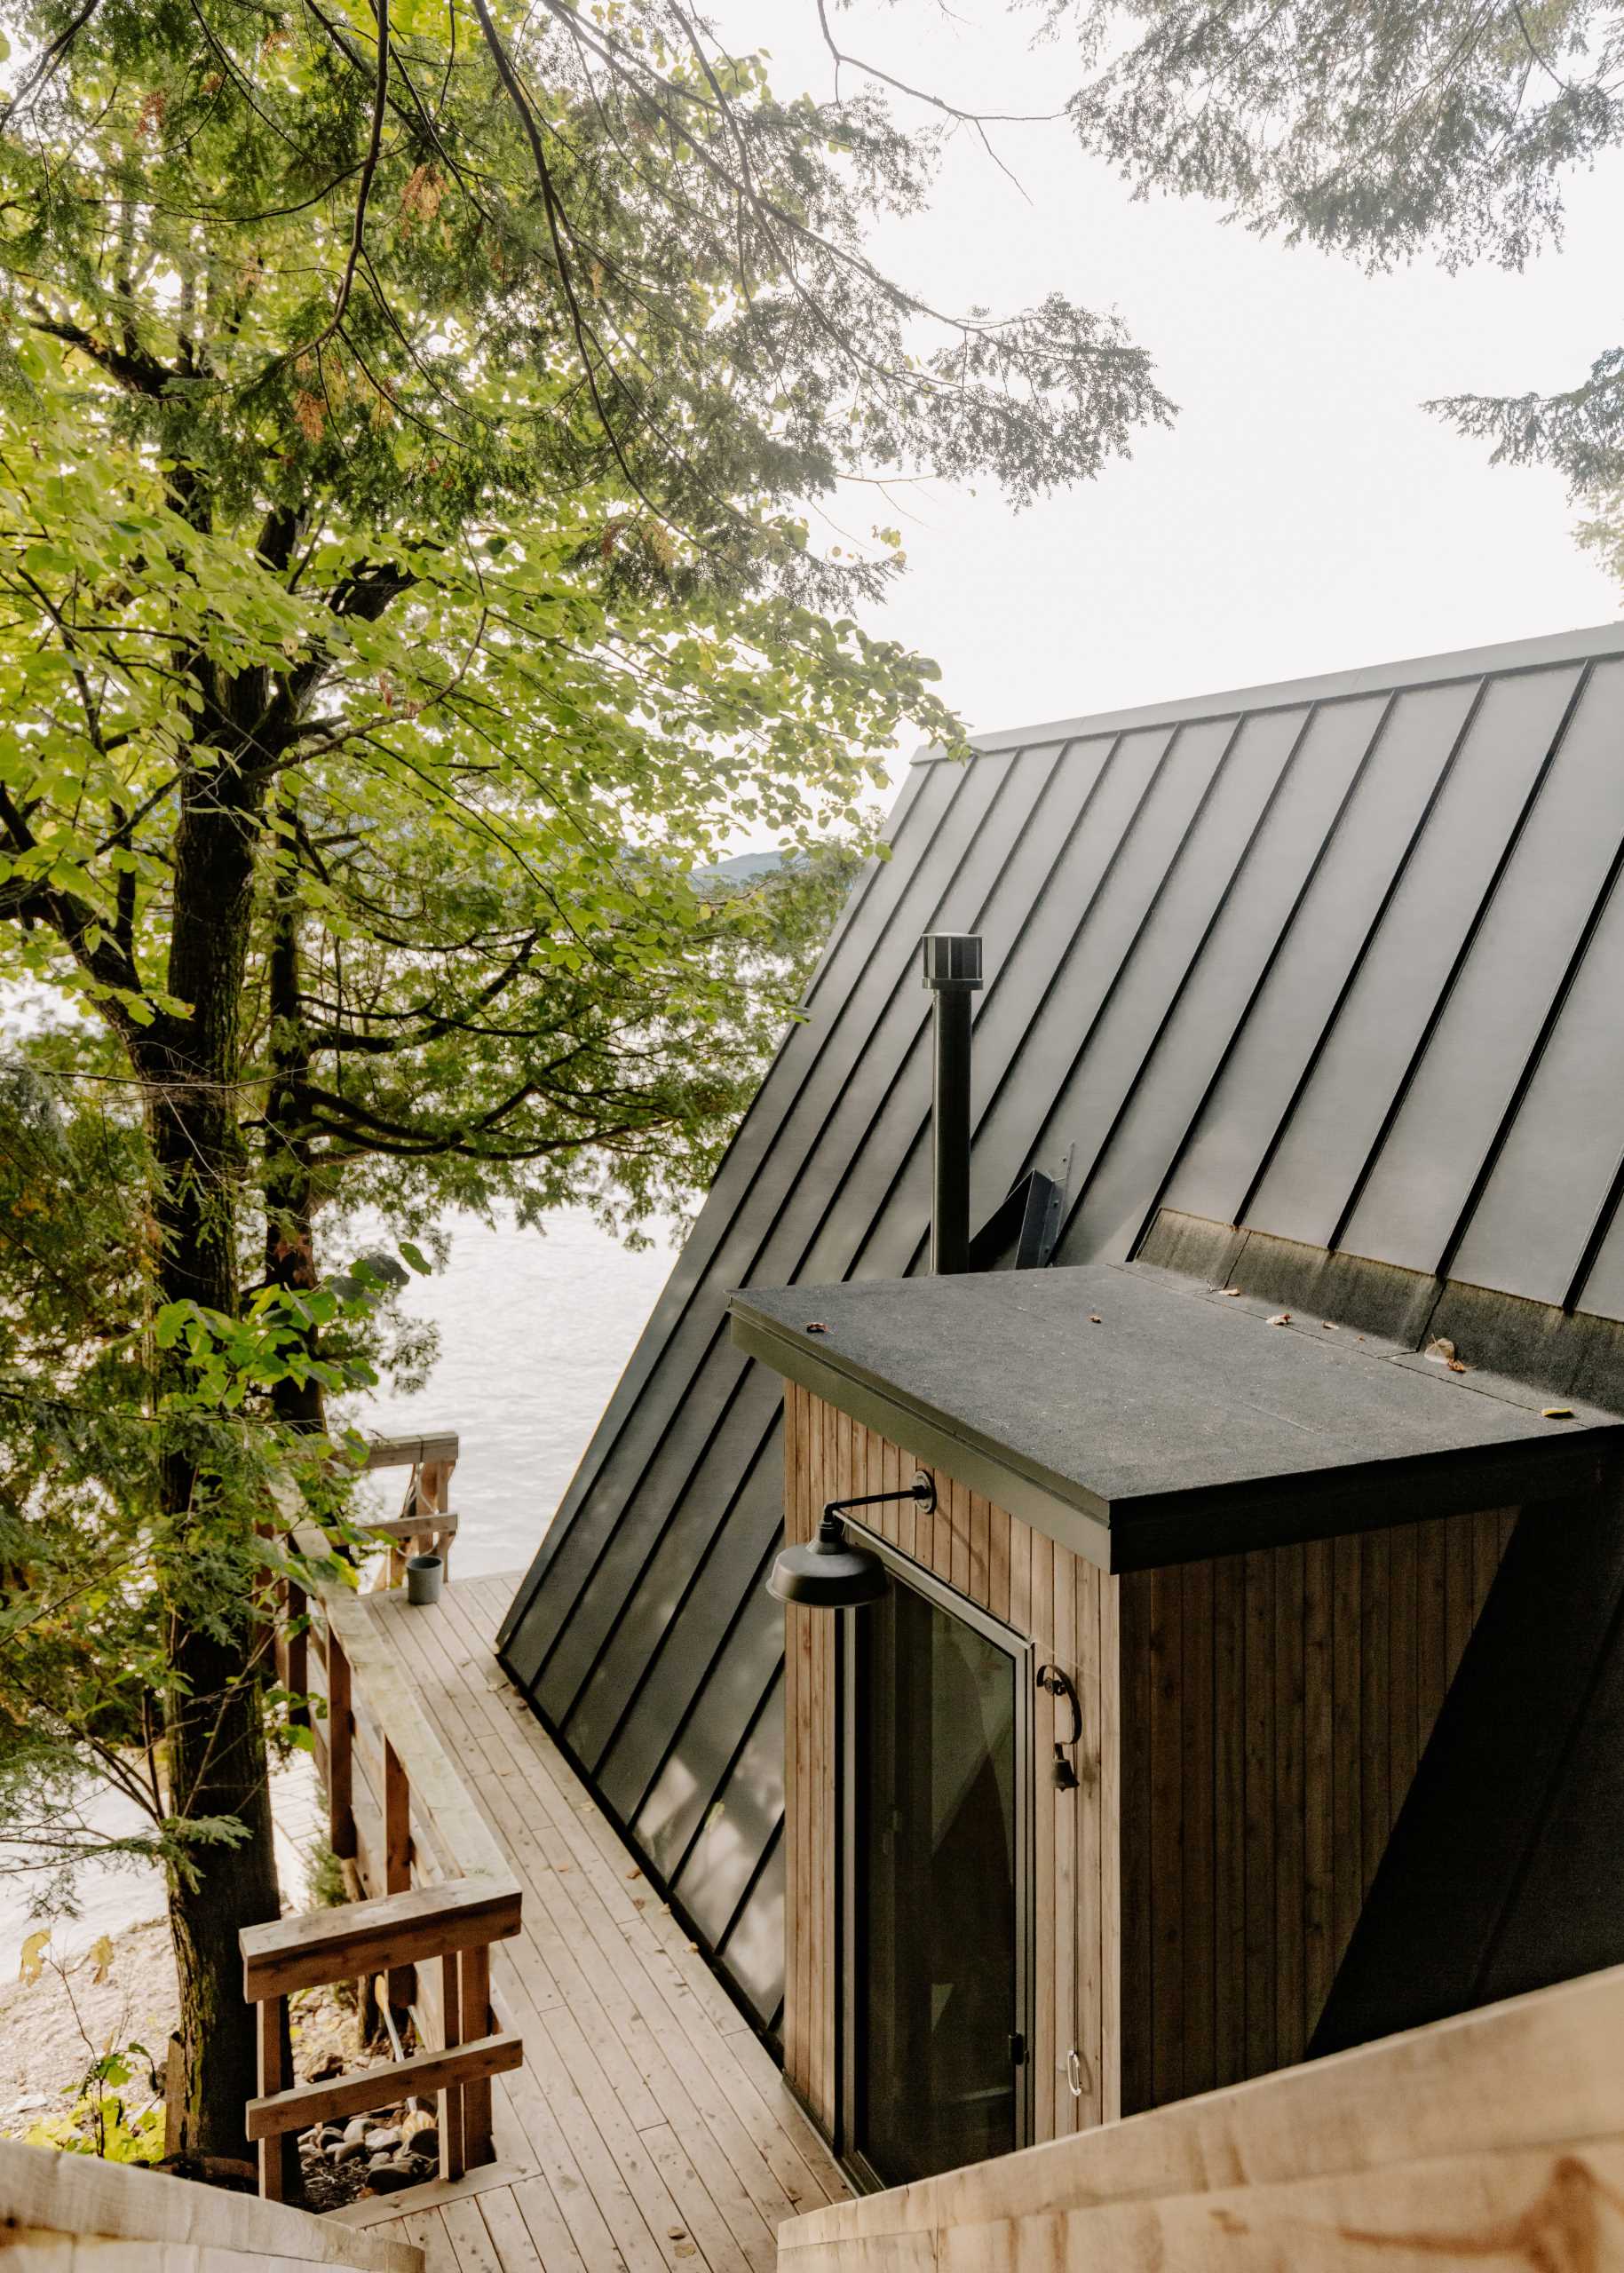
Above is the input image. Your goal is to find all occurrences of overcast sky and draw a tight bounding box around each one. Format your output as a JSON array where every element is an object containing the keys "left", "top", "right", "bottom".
[{"left": 710, "top": 1, "right": 1622, "bottom": 742}]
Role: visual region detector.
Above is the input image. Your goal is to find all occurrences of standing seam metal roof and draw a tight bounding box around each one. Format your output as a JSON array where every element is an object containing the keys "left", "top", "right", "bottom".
[{"left": 499, "top": 618, "right": 1624, "bottom": 2038}]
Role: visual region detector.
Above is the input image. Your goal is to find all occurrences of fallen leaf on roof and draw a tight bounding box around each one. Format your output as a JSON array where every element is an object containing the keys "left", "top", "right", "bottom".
[
  {"left": 1424, "top": 1337, "right": 1456, "bottom": 1364},
  {"left": 1089, "top": 1312, "right": 1102, "bottom": 1325},
  {"left": 1447, "top": 1357, "right": 1470, "bottom": 1374},
  {"left": 1542, "top": 1406, "right": 1574, "bottom": 1420},
  {"left": 1267, "top": 1311, "right": 1291, "bottom": 1327}
]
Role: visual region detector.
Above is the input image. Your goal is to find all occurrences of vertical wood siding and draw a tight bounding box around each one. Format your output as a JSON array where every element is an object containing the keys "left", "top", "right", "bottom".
[
  {"left": 781, "top": 1390, "right": 1113, "bottom": 2147},
  {"left": 780, "top": 1391, "right": 1517, "bottom": 2144},
  {"left": 1114, "top": 1505, "right": 1517, "bottom": 2115}
]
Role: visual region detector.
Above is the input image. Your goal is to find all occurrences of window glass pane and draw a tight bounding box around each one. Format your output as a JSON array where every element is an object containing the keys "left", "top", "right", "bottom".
[{"left": 856, "top": 1576, "right": 1018, "bottom": 2183}]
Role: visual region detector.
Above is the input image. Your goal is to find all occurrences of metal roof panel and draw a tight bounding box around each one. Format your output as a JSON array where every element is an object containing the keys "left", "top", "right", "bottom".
[{"left": 500, "top": 619, "right": 1624, "bottom": 2036}]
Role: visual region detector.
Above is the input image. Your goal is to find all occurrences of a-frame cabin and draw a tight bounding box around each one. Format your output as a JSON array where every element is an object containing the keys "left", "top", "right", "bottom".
[{"left": 499, "top": 619, "right": 1624, "bottom": 2185}]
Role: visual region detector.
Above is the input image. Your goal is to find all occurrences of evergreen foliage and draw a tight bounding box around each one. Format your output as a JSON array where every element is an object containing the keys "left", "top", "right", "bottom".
[{"left": 1060, "top": 0, "right": 1624, "bottom": 501}]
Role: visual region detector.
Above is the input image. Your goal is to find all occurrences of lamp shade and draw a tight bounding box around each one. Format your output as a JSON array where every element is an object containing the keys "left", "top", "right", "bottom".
[{"left": 767, "top": 1515, "right": 887, "bottom": 1610}]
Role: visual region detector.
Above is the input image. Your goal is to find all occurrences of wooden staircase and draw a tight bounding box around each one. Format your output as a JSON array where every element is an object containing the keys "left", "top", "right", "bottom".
[{"left": 775, "top": 1962, "right": 1624, "bottom": 2269}]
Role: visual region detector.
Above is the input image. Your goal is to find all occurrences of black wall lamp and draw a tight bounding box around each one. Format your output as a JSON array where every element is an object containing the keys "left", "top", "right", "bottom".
[
  {"left": 1036, "top": 1662, "right": 1082, "bottom": 1790},
  {"left": 766, "top": 1474, "right": 937, "bottom": 1610}
]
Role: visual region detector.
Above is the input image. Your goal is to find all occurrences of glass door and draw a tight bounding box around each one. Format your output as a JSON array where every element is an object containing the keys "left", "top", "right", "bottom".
[{"left": 843, "top": 1540, "right": 1030, "bottom": 2189}]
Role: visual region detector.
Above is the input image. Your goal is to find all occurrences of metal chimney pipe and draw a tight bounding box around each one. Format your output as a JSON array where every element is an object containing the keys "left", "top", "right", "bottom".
[{"left": 921, "top": 933, "right": 983, "bottom": 1274}]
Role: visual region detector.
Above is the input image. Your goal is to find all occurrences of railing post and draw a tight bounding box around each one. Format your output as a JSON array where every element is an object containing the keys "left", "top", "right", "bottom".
[
  {"left": 286, "top": 1578, "right": 308, "bottom": 1731},
  {"left": 433, "top": 1456, "right": 453, "bottom": 1584},
  {"left": 328, "top": 1629, "right": 355, "bottom": 1861},
  {"left": 440, "top": 1950, "right": 465, "bottom": 2182},
  {"left": 460, "top": 1941, "right": 494, "bottom": 2166},
  {"left": 384, "top": 1738, "right": 415, "bottom": 2008},
  {"left": 257, "top": 1997, "right": 285, "bottom": 2201}
]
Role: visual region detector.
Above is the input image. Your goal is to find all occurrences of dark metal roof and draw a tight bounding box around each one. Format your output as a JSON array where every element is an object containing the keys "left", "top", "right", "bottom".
[
  {"left": 729, "top": 1267, "right": 1620, "bottom": 1571},
  {"left": 498, "top": 618, "right": 1624, "bottom": 2039}
]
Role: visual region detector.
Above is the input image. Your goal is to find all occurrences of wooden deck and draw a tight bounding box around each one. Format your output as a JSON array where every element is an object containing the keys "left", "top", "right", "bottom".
[{"left": 335, "top": 1572, "right": 847, "bottom": 2273}]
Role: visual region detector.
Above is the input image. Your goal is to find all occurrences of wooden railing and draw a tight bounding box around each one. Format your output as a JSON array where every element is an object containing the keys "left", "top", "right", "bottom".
[
  {"left": 774, "top": 1961, "right": 1624, "bottom": 2268},
  {"left": 361, "top": 1430, "right": 459, "bottom": 1587},
  {"left": 275, "top": 1434, "right": 458, "bottom": 1766},
  {"left": 248, "top": 1441, "right": 521, "bottom": 2206}
]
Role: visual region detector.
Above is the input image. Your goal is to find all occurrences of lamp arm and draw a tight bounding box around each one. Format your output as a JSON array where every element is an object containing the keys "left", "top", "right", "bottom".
[{"left": 822, "top": 1472, "right": 937, "bottom": 1530}]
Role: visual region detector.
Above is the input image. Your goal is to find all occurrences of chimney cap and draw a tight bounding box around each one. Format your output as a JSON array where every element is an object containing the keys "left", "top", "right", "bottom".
[{"left": 921, "top": 932, "right": 984, "bottom": 990}]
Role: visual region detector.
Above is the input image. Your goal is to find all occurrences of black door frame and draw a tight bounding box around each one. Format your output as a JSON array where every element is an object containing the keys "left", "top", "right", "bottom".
[{"left": 836, "top": 1521, "right": 1035, "bottom": 2191}]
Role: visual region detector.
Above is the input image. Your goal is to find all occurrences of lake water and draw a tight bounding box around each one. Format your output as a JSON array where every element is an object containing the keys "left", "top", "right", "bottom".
[
  {"left": 351, "top": 1206, "right": 676, "bottom": 1580},
  {"left": 0, "top": 1208, "right": 674, "bottom": 1969}
]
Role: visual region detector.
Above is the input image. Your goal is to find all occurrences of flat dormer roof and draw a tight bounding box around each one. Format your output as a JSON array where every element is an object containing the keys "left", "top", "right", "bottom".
[{"left": 730, "top": 1265, "right": 1620, "bottom": 1571}]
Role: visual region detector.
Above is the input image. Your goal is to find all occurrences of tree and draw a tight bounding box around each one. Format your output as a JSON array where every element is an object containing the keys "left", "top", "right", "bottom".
[
  {"left": 0, "top": 0, "right": 1170, "bottom": 2162},
  {"left": 1058, "top": 0, "right": 1624, "bottom": 492},
  {"left": 257, "top": 819, "right": 863, "bottom": 1430},
  {"left": 0, "top": 1049, "right": 396, "bottom": 2173}
]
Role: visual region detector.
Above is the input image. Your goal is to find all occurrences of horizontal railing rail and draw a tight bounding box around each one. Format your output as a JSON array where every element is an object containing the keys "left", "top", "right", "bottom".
[{"left": 247, "top": 1452, "right": 521, "bottom": 2209}]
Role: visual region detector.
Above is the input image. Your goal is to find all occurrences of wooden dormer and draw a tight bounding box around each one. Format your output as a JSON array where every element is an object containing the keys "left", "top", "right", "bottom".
[{"left": 731, "top": 1255, "right": 1624, "bottom": 2185}]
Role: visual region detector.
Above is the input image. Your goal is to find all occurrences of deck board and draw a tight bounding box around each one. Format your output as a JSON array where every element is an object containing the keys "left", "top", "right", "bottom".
[{"left": 358, "top": 1574, "right": 847, "bottom": 2272}]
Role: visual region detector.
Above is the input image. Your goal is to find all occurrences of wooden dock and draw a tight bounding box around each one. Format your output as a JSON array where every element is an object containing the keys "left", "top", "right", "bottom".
[{"left": 334, "top": 1572, "right": 847, "bottom": 2273}]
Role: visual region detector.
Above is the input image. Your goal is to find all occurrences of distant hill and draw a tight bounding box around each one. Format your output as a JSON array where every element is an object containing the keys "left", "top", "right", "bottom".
[{"left": 693, "top": 850, "right": 786, "bottom": 884}]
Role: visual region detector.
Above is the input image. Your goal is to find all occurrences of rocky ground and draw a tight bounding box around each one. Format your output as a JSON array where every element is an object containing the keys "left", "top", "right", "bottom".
[
  {"left": 0, "top": 1915, "right": 176, "bottom": 2135},
  {"left": 297, "top": 2102, "right": 441, "bottom": 2206},
  {"left": 1, "top": 1911, "right": 438, "bottom": 2207}
]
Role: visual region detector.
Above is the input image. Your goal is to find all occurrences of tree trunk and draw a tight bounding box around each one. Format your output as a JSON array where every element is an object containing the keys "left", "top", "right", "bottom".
[
  {"left": 264, "top": 867, "right": 327, "bottom": 1435},
  {"left": 146, "top": 749, "right": 284, "bottom": 2166}
]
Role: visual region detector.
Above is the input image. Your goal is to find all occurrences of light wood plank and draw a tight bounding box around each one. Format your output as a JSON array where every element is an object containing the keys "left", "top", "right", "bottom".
[
  {"left": 1031, "top": 1531, "right": 1057, "bottom": 2142},
  {"left": 1051, "top": 1543, "right": 1077, "bottom": 2137},
  {"left": 780, "top": 1960, "right": 1624, "bottom": 2253},
  {"left": 1097, "top": 1572, "right": 1122, "bottom": 2126},
  {"left": 460, "top": 1943, "right": 495, "bottom": 2167},
  {"left": 258, "top": 1999, "right": 286, "bottom": 2203},
  {"left": 988, "top": 1501, "right": 1010, "bottom": 1626},
  {"left": 0, "top": 2142, "right": 419, "bottom": 2273},
  {"left": 928, "top": 2136, "right": 1624, "bottom": 2272},
  {"left": 1073, "top": 1555, "right": 1103, "bottom": 2135},
  {"left": 242, "top": 1877, "right": 520, "bottom": 2001}
]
